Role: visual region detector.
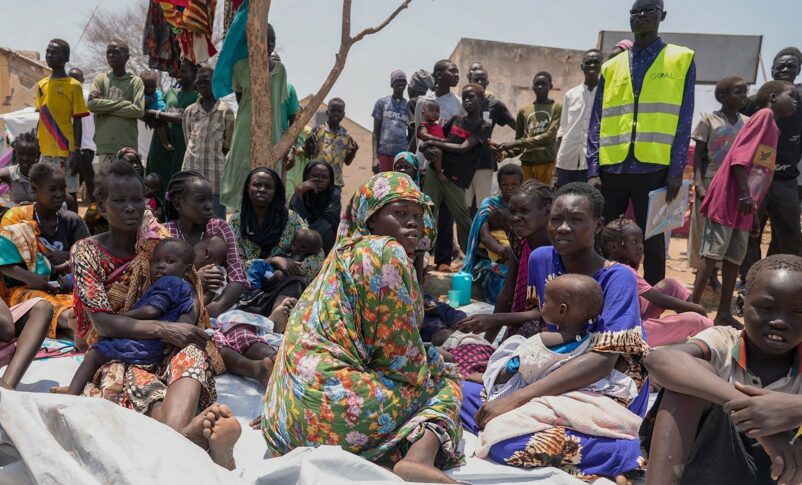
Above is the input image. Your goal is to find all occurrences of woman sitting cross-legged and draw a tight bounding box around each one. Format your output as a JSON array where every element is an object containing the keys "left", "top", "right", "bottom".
[
  {"left": 459, "top": 183, "right": 649, "bottom": 482},
  {"left": 230, "top": 167, "right": 324, "bottom": 319},
  {"left": 262, "top": 172, "right": 463, "bottom": 484},
  {"left": 70, "top": 160, "right": 241, "bottom": 469}
]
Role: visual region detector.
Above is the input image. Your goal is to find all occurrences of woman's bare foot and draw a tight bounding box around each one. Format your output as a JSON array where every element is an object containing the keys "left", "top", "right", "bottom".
[
  {"left": 181, "top": 404, "right": 221, "bottom": 449},
  {"left": 268, "top": 298, "right": 297, "bottom": 331},
  {"left": 393, "top": 459, "right": 458, "bottom": 484},
  {"left": 203, "top": 404, "right": 241, "bottom": 470}
]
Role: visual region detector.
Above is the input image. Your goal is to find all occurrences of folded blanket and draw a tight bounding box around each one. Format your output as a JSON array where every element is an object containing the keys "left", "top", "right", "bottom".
[{"left": 475, "top": 390, "right": 643, "bottom": 459}]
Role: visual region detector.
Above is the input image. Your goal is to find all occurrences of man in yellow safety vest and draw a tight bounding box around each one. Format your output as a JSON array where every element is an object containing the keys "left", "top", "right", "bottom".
[{"left": 587, "top": 0, "right": 695, "bottom": 285}]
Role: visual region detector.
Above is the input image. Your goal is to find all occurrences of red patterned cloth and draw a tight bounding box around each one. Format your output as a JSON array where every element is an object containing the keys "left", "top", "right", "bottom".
[
  {"left": 212, "top": 324, "right": 262, "bottom": 353},
  {"left": 451, "top": 343, "right": 495, "bottom": 377}
]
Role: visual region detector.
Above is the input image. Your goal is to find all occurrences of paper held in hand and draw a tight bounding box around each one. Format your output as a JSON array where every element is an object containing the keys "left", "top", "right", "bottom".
[{"left": 644, "top": 180, "right": 691, "bottom": 240}]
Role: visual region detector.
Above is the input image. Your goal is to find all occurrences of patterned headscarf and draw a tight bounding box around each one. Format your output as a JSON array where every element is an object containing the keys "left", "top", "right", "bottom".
[
  {"left": 392, "top": 151, "right": 423, "bottom": 188},
  {"left": 336, "top": 172, "right": 435, "bottom": 254}
]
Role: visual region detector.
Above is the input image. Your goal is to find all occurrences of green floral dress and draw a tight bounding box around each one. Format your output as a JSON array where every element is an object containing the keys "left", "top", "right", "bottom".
[
  {"left": 229, "top": 209, "right": 323, "bottom": 279},
  {"left": 262, "top": 172, "right": 464, "bottom": 468}
]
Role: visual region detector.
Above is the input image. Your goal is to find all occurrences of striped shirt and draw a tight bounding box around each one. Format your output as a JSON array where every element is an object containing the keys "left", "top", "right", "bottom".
[
  {"left": 182, "top": 99, "right": 235, "bottom": 193},
  {"left": 164, "top": 218, "right": 249, "bottom": 288}
]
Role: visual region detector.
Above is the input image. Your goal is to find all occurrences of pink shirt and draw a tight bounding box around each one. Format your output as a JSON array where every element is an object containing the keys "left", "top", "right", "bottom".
[{"left": 700, "top": 109, "right": 779, "bottom": 231}]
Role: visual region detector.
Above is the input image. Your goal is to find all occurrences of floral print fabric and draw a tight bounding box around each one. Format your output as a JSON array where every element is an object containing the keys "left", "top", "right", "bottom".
[
  {"left": 262, "top": 173, "right": 463, "bottom": 467},
  {"left": 229, "top": 209, "right": 323, "bottom": 278}
]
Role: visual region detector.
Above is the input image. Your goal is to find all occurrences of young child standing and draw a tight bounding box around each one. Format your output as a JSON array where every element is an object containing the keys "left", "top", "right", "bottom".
[
  {"left": 36, "top": 39, "right": 89, "bottom": 204},
  {"left": 691, "top": 80, "right": 798, "bottom": 328},
  {"left": 643, "top": 254, "right": 802, "bottom": 485},
  {"left": 500, "top": 71, "right": 562, "bottom": 184},
  {"left": 143, "top": 173, "right": 164, "bottom": 221},
  {"left": 64, "top": 238, "right": 197, "bottom": 396},
  {"left": 140, "top": 70, "right": 174, "bottom": 152},
  {"left": 182, "top": 66, "right": 235, "bottom": 219},
  {"left": 602, "top": 217, "right": 713, "bottom": 346},
  {"left": 689, "top": 77, "right": 750, "bottom": 285},
  {"left": 304, "top": 98, "right": 358, "bottom": 189}
]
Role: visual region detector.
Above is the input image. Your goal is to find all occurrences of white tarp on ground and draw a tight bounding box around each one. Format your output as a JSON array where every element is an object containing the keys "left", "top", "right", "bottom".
[{"left": 0, "top": 303, "right": 612, "bottom": 485}]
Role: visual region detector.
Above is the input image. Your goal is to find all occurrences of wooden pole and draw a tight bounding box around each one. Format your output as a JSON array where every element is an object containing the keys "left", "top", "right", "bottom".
[{"left": 246, "top": 0, "right": 273, "bottom": 170}]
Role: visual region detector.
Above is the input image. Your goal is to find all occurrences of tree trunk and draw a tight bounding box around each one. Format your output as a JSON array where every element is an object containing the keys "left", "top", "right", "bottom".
[
  {"left": 247, "top": 0, "right": 410, "bottom": 172},
  {"left": 246, "top": 0, "right": 273, "bottom": 170}
]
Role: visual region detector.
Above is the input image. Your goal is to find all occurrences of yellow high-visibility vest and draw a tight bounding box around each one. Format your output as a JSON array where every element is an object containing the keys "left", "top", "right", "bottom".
[{"left": 599, "top": 44, "right": 694, "bottom": 166}]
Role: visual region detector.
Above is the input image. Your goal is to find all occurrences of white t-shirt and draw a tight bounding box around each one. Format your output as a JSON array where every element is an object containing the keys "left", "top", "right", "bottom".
[
  {"left": 555, "top": 83, "right": 595, "bottom": 171},
  {"left": 80, "top": 114, "right": 96, "bottom": 152}
]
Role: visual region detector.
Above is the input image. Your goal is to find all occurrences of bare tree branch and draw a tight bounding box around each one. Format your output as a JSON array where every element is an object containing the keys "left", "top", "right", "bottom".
[
  {"left": 350, "top": 0, "right": 411, "bottom": 44},
  {"left": 249, "top": 0, "right": 412, "bottom": 171}
]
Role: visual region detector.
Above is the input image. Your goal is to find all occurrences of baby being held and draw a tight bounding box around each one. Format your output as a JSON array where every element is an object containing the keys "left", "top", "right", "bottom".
[
  {"left": 480, "top": 208, "right": 512, "bottom": 263},
  {"left": 247, "top": 229, "right": 322, "bottom": 290},
  {"left": 65, "top": 238, "right": 198, "bottom": 396},
  {"left": 417, "top": 99, "right": 447, "bottom": 172},
  {"left": 194, "top": 235, "right": 228, "bottom": 302},
  {"left": 485, "top": 274, "right": 638, "bottom": 403}
]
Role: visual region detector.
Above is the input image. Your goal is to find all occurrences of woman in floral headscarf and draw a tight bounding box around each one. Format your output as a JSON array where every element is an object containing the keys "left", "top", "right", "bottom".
[{"left": 262, "top": 172, "right": 464, "bottom": 483}]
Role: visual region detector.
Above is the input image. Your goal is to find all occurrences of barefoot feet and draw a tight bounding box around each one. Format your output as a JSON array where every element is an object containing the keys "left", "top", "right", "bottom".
[
  {"left": 714, "top": 312, "right": 744, "bottom": 330},
  {"left": 203, "top": 404, "right": 241, "bottom": 470},
  {"left": 181, "top": 404, "right": 221, "bottom": 449},
  {"left": 268, "top": 297, "right": 297, "bottom": 332}
]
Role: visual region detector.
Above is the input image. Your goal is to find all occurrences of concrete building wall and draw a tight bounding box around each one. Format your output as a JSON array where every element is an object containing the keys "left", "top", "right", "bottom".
[
  {"left": 0, "top": 47, "right": 49, "bottom": 116},
  {"left": 450, "top": 38, "right": 588, "bottom": 144},
  {"left": 299, "top": 98, "right": 374, "bottom": 202}
]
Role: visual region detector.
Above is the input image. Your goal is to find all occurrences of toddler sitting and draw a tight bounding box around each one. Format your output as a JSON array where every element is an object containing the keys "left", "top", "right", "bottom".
[
  {"left": 65, "top": 238, "right": 198, "bottom": 396},
  {"left": 247, "top": 229, "right": 323, "bottom": 290},
  {"left": 484, "top": 273, "right": 638, "bottom": 403}
]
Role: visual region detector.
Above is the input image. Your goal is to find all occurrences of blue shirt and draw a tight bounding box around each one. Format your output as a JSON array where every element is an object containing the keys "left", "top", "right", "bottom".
[
  {"left": 587, "top": 38, "right": 696, "bottom": 178},
  {"left": 527, "top": 246, "right": 644, "bottom": 339},
  {"left": 372, "top": 95, "right": 409, "bottom": 156}
]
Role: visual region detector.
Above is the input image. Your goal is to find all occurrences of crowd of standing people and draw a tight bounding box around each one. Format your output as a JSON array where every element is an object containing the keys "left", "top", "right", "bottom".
[{"left": 4, "top": 0, "right": 802, "bottom": 483}]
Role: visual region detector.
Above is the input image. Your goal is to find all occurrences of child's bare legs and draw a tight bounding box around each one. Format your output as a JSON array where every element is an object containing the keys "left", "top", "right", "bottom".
[
  {"left": 218, "top": 298, "right": 293, "bottom": 385},
  {"left": 0, "top": 300, "right": 53, "bottom": 389},
  {"left": 219, "top": 343, "right": 274, "bottom": 387},
  {"left": 645, "top": 390, "right": 708, "bottom": 485},
  {"left": 65, "top": 348, "right": 110, "bottom": 395},
  {"left": 715, "top": 261, "right": 742, "bottom": 328},
  {"left": 393, "top": 427, "right": 458, "bottom": 483},
  {"left": 156, "top": 124, "right": 174, "bottom": 151},
  {"left": 690, "top": 257, "right": 717, "bottom": 305}
]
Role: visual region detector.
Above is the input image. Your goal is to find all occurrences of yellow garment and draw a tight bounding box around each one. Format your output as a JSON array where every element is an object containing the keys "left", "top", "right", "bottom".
[
  {"left": 0, "top": 220, "right": 63, "bottom": 338},
  {"left": 522, "top": 162, "right": 555, "bottom": 185},
  {"left": 599, "top": 44, "right": 694, "bottom": 166},
  {"left": 35, "top": 76, "right": 89, "bottom": 157},
  {"left": 0, "top": 220, "right": 43, "bottom": 272},
  {"left": 481, "top": 229, "right": 511, "bottom": 263}
]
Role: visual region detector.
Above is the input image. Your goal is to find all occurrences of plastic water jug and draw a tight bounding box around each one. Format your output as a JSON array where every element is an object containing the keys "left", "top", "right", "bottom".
[{"left": 451, "top": 272, "right": 472, "bottom": 306}]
